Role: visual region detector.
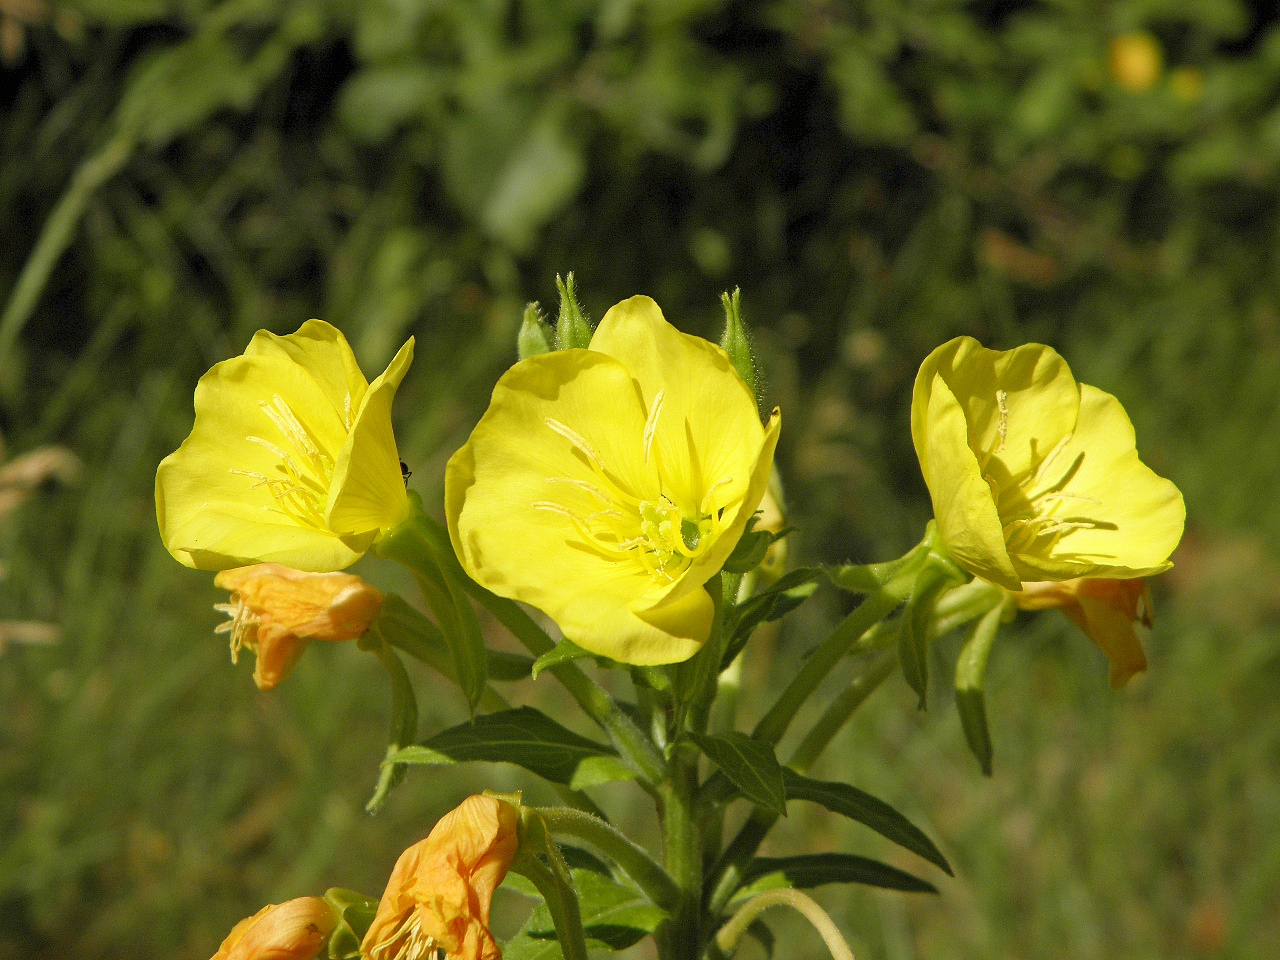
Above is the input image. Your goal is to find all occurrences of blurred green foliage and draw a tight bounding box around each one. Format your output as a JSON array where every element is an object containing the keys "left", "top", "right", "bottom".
[{"left": 1, "top": 0, "right": 1278, "bottom": 957}]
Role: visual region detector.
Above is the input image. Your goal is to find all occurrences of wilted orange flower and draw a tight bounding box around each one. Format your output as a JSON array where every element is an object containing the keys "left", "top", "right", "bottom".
[
  {"left": 211, "top": 896, "right": 339, "bottom": 960},
  {"left": 214, "top": 563, "right": 384, "bottom": 690},
  {"left": 362, "top": 795, "right": 520, "bottom": 960},
  {"left": 1015, "top": 577, "right": 1152, "bottom": 689}
]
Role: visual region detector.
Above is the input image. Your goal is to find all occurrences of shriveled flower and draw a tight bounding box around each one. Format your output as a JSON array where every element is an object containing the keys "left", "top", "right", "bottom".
[
  {"left": 157, "top": 320, "right": 414, "bottom": 572},
  {"left": 211, "top": 896, "right": 339, "bottom": 960},
  {"left": 215, "top": 563, "right": 384, "bottom": 690},
  {"left": 362, "top": 794, "right": 520, "bottom": 960},
  {"left": 446, "top": 296, "right": 780, "bottom": 665},
  {"left": 1015, "top": 578, "right": 1153, "bottom": 689},
  {"left": 912, "top": 336, "right": 1184, "bottom": 591}
]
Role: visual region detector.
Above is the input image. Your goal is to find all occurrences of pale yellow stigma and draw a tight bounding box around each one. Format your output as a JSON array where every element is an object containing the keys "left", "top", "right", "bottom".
[{"left": 213, "top": 598, "right": 258, "bottom": 662}]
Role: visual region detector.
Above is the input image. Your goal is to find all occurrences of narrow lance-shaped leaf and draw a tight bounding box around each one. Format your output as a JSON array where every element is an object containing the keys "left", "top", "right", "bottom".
[
  {"left": 782, "top": 770, "right": 952, "bottom": 876},
  {"left": 388, "top": 706, "right": 634, "bottom": 788},
  {"left": 736, "top": 853, "right": 938, "bottom": 897},
  {"left": 955, "top": 601, "right": 1005, "bottom": 776},
  {"left": 722, "top": 568, "right": 822, "bottom": 668},
  {"left": 898, "top": 562, "right": 954, "bottom": 710},
  {"left": 363, "top": 630, "right": 418, "bottom": 815},
  {"left": 828, "top": 540, "right": 932, "bottom": 594},
  {"left": 689, "top": 731, "right": 787, "bottom": 815}
]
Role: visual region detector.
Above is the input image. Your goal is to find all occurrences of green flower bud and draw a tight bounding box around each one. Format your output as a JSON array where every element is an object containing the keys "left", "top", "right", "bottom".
[
  {"left": 517, "top": 302, "right": 553, "bottom": 359},
  {"left": 554, "top": 272, "right": 592, "bottom": 350},
  {"left": 719, "top": 288, "right": 756, "bottom": 396}
]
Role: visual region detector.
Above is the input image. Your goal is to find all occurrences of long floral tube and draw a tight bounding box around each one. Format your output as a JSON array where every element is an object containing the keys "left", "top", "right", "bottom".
[{"left": 533, "top": 806, "right": 681, "bottom": 911}]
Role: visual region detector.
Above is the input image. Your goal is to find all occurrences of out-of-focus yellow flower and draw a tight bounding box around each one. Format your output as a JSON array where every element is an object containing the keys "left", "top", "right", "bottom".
[
  {"left": 1015, "top": 577, "right": 1152, "bottom": 688},
  {"left": 912, "top": 336, "right": 1184, "bottom": 591},
  {"left": 214, "top": 563, "right": 384, "bottom": 690},
  {"left": 1109, "top": 31, "right": 1163, "bottom": 93},
  {"left": 446, "top": 296, "right": 780, "bottom": 665},
  {"left": 362, "top": 795, "right": 520, "bottom": 960},
  {"left": 157, "top": 320, "right": 414, "bottom": 572},
  {"left": 211, "top": 896, "right": 339, "bottom": 960}
]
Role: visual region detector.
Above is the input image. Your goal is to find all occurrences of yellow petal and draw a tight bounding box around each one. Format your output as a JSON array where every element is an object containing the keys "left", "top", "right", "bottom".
[
  {"left": 589, "top": 296, "right": 765, "bottom": 514},
  {"left": 446, "top": 351, "right": 677, "bottom": 661},
  {"left": 913, "top": 374, "right": 1019, "bottom": 589},
  {"left": 157, "top": 354, "right": 364, "bottom": 570},
  {"left": 921, "top": 337, "right": 1079, "bottom": 486},
  {"left": 327, "top": 338, "right": 415, "bottom": 536},
  {"left": 245, "top": 319, "right": 369, "bottom": 426},
  {"left": 1009, "top": 385, "right": 1185, "bottom": 581}
]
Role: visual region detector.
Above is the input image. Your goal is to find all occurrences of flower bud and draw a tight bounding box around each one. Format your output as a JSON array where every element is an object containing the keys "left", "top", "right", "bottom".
[
  {"left": 554, "top": 272, "right": 593, "bottom": 350},
  {"left": 1015, "top": 577, "right": 1152, "bottom": 688},
  {"left": 212, "top": 896, "right": 339, "bottom": 960},
  {"left": 214, "top": 563, "right": 384, "bottom": 690},
  {"left": 517, "top": 302, "right": 553, "bottom": 359}
]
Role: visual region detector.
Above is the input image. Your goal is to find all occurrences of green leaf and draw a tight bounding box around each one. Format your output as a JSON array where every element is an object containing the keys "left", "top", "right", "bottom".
[
  {"left": 898, "top": 563, "right": 954, "bottom": 710},
  {"left": 954, "top": 603, "right": 1005, "bottom": 776},
  {"left": 323, "top": 888, "right": 378, "bottom": 960},
  {"left": 689, "top": 732, "right": 786, "bottom": 815},
  {"left": 782, "top": 770, "right": 952, "bottom": 876},
  {"left": 488, "top": 650, "right": 537, "bottom": 682},
  {"left": 723, "top": 568, "right": 822, "bottom": 667},
  {"left": 738, "top": 854, "right": 938, "bottom": 897},
  {"left": 532, "top": 638, "right": 597, "bottom": 679},
  {"left": 525, "top": 870, "right": 667, "bottom": 950},
  {"left": 568, "top": 755, "right": 637, "bottom": 791},
  {"left": 388, "top": 707, "right": 622, "bottom": 786}
]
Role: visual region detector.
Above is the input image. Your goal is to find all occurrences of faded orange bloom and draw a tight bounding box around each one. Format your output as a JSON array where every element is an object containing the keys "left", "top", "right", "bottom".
[
  {"left": 214, "top": 563, "right": 384, "bottom": 690},
  {"left": 1015, "top": 578, "right": 1152, "bottom": 689},
  {"left": 362, "top": 795, "right": 520, "bottom": 960},
  {"left": 211, "top": 896, "right": 338, "bottom": 960}
]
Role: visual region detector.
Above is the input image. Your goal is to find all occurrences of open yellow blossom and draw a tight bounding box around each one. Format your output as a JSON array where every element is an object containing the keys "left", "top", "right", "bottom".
[
  {"left": 446, "top": 296, "right": 780, "bottom": 665},
  {"left": 912, "top": 336, "right": 1184, "bottom": 591},
  {"left": 212, "top": 896, "right": 339, "bottom": 960},
  {"left": 1015, "top": 577, "right": 1152, "bottom": 689},
  {"left": 362, "top": 795, "right": 520, "bottom": 960},
  {"left": 215, "top": 563, "right": 384, "bottom": 690},
  {"left": 157, "top": 320, "right": 414, "bottom": 572}
]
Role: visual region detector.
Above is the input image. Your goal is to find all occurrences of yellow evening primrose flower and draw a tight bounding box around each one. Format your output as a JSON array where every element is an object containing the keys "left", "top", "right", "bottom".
[
  {"left": 157, "top": 320, "right": 414, "bottom": 571},
  {"left": 912, "top": 336, "right": 1184, "bottom": 591},
  {"left": 362, "top": 794, "right": 520, "bottom": 960},
  {"left": 446, "top": 296, "right": 780, "bottom": 665}
]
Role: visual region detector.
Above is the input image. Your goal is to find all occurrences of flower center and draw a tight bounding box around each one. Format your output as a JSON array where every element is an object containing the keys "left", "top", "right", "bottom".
[
  {"left": 369, "top": 910, "right": 441, "bottom": 960},
  {"left": 977, "top": 391, "right": 1107, "bottom": 559},
  {"left": 535, "top": 396, "right": 740, "bottom": 585},
  {"left": 231, "top": 394, "right": 339, "bottom": 528}
]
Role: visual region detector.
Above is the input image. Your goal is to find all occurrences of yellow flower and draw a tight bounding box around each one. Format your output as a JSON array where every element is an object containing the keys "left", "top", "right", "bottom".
[
  {"left": 1015, "top": 578, "right": 1152, "bottom": 689},
  {"left": 211, "top": 896, "right": 339, "bottom": 960},
  {"left": 157, "top": 320, "right": 414, "bottom": 572},
  {"left": 912, "top": 336, "right": 1184, "bottom": 591},
  {"left": 362, "top": 795, "right": 520, "bottom": 960},
  {"left": 446, "top": 296, "right": 780, "bottom": 665},
  {"left": 215, "top": 563, "right": 384, "bottom": 690}
]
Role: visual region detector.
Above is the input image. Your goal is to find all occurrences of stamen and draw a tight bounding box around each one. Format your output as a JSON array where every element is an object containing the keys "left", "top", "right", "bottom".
[
  {"left": 544, "top": 477, "right": 612, "bottom": 503},
  {"left": 643, "top": 391, "right": 665, "bottom": 463},
  {"left": 995, "top": 389, "right": 1009, "bottom": 453},
  {"left": 545, "top": 418, "right": 606, "bottom": 470}
]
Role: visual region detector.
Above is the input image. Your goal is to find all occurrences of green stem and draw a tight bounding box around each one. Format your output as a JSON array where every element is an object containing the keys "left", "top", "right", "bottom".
[
  {"left": 714, "top": 890, "right": 855, "bottom": 960},
  {"left": 534, "top": 806, "right": 680, "bottom": 911},
  {"left": 512, "top": 854, "right": 590, "bottom": 960},
  {"left": 789, "top": 651, "right": 898, "bottom": 771},
  {"left": 751, "top": 579, "right": 912, "bottom": 747},
  {"left": 658, "top": 747, "right": 703, "bottom": 960}
]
